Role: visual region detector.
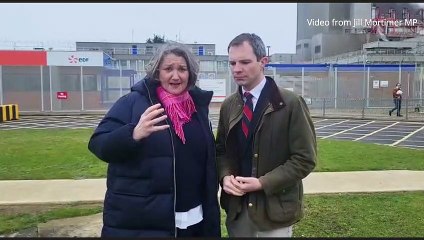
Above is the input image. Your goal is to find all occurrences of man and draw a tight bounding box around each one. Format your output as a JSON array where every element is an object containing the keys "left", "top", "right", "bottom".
[
  {"left": 216, "top": 33, "right": 317, "bottom": 237},
  {"left": 389, "top": 83, "right": 403, "bottom": 117}
]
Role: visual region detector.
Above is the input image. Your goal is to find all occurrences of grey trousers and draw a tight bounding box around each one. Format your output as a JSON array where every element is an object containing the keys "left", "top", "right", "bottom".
[{"left": 226, "top": 203, "right": 293, "bottom": 237}]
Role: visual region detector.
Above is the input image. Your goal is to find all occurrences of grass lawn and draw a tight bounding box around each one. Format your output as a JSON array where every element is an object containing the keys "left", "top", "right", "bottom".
[
  {"left": 0, "top": 129, "right": 106, "bottom": 180},
  {"left": 316, "top": 139, "right": 424, "bottom": 171},
  {"left": 1, "top": 192, "right": 423, "bottom": 237},
  {"left": 0, "top": 203, "right": 102, "bottom": 235},
  {"left": 221, "top": 191, "right": 424, "bottom": 237},
  {"left": 1, "top": 129, "right": 424, "bottom": 180}
]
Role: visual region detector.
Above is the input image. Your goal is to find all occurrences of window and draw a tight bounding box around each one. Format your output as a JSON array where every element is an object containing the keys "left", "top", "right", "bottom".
[
  {"left": 61, "top": 75, "right": 80, "bottom": 91},
  {"left": 146, "top": 46, "right": 153, "bottom": 55},
  {"left": 304, "top": 43, "right": 309, "bottom": 48},
  {"left": 199, "top": 61, "right": 215, "bottom": 72},
  {"left": 198, "top": 46, "right": 204, "bottom": 56},
  {"left": 136, "top": 60, "right": 145, "bottom": 71},
  {"left": 296, "top": 44, "right": 301, "bottom": 50},
  {"left": 83, "top": 75, "right": 97, "bottom": 91},
  {"left": 217, "top": 61, "right": 228, "bottom": 71},
  {"left": 120, "top": 60, "right": 129, "bottom": 69},
  {"left": 131, "top": 45, "right": 138, "bottom": 55},
  {"left": 129, "top": 60, "right": 137, "bottom": 70},
  {"left": 198, "top": 72, "right": 206, "bottom": 79},
  {"left": 314, "top": 45, "right": 321, "bottom": 53}
]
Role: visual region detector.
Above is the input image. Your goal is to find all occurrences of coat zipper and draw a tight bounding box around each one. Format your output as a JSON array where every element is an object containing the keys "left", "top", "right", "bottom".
[
  {"left": 208, "top": 118, "right": 219, "bottom": 189},
  {"left": 143, "top": 81, "right": 177, "bottom": 237}
]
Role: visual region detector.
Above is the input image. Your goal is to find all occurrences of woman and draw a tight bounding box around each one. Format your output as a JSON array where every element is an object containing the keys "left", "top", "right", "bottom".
[
  {"left": 389, "top": 83, "right": 403, "bottom": 117},
  {"left": 88, "top": 43, "right": 220, "bottom": 237}
]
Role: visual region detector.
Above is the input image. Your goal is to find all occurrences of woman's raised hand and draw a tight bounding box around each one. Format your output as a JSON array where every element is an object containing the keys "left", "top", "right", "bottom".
[{"left": 133, "top": 103, "right": 170, "bottom": 141}]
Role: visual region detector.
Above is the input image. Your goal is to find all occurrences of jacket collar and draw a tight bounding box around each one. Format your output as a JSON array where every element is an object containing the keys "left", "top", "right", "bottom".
[{"left": 237, "top": 76, "right": 286, "bottom": 111}]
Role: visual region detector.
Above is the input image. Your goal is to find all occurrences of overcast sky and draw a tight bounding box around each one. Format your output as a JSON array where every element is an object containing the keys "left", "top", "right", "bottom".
[{"left": 0, "top": 3, "right": 297, "bottom": 55}]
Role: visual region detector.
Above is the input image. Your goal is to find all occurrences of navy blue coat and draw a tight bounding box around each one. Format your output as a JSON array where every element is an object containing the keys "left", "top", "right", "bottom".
[{"left": 88, "top": 77, "right": 221, "bottom": 237}]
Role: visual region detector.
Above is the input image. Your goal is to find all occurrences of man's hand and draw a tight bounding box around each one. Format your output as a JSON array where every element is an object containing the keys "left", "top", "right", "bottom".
[
  {"left": 234, "top": 176, "right": 263, "bottom": 193},
  {"left": 222, "top": 175, "right": 246, "bottom": 196}
]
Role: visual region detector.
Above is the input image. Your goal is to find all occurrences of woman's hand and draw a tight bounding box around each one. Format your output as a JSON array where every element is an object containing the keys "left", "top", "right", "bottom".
[{"left": 133, "top": 103, "right": 169, "bottom": 141}]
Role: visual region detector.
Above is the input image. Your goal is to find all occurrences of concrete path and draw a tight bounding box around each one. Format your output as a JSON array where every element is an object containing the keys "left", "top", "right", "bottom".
[
  {"left": 1, "top": 170, "right": 424, "bottom": 205},
  {"left": 1, "top": 170, "right": 424, "bottom": 237}
]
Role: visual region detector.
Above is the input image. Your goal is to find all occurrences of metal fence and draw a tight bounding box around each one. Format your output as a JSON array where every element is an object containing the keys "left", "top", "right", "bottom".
[
  {"left": 308, "top": 97, "right": 424, "bottom": 121},
  {"left": 265, "top": 63, "right": 421, "bottom": 100},
  {"left": 0, "top": 63, "right": 423, "bottom": 121}
]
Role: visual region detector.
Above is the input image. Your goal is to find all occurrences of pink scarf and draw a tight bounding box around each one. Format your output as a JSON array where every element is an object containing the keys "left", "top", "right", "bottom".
[{"left": 156, "top": 86, "right": 197, "bottom": 144}]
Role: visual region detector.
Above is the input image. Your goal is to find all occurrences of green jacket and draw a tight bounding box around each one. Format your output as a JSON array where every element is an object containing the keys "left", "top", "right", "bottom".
[{"left": 216, "top": 76, "right": 317, "bottom": 231}]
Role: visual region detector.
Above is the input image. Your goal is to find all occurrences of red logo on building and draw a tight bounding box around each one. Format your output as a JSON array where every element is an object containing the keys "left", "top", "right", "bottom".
[
  {"left": 68, "top": 55, "right": 78, "bottom": 63},
  {"left": 57, "top": 91, "right": 68, "bottom": 100}
]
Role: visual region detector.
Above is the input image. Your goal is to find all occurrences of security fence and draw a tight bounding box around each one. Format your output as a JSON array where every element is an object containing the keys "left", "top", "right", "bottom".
[
  {"left": 307, "top": 97, "right": 424, "bottom": 121},
  {"left": 0, "top": 63, "right": 423, "bottom": 121},
  {"left": 264, "top": 63, "right": 423, "bottom": 121},
  {"left": 265, "top": 63, "right": 421, "bottom": 101}
]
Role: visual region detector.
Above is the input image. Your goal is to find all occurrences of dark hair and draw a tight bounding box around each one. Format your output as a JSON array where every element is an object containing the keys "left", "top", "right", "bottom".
[
  {"left": 227, "top": 33, "right": 267, "bottom": 61},
  {"left": 146, "top": 42, "right": 199, "bottom": 87}
]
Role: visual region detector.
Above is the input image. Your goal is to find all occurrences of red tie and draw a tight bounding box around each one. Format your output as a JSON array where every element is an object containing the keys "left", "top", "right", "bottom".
[{"left": 242, "top": 92, "right": 253, "bottom": 138}]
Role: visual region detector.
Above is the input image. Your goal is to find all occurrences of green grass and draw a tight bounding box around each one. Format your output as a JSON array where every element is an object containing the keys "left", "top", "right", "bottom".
[
  {"left": 220, "top": 191, "right": 424, "bottom": 237},
  {"left": 0, "top": 129, "right": 106, "bottom": 180},
  {"left": 316, "top": 139, "right": 424, "bottom": 171},
  {"left": 0, "top": 204, "right": 102, "bottom": 235},
  {"left": 1, "top": 129, "right": 423, "bottom": 236},
  {"left": 0, "top": 129, "right": 424, "bottom": 180},
  {"left": 2, "top": 192, "right": 423, "bottom": 237},
  {"left": 1, "top": 192, "right": 423, "bottom": 237}
]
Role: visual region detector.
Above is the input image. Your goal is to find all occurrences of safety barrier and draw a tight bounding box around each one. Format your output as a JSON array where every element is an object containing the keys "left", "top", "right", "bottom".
[{"left": 0, "top": 104, "right": 19, "bottom": 122}]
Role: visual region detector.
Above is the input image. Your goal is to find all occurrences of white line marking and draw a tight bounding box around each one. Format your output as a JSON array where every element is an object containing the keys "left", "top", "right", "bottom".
[
  {"left": 354, "top": 122, "right": 399, "bottom": 141},
  {"left": 314, "top": 119, "right": 329, "bottom": 124},
  {"left": 390, "top": 125, "right": 424, "bottom": 146},
  {"left": 315, "top": 120, "right": 350, "bottom": 130},
  {"left": 322, "top": 121, "right": 375, "bottom": 139}
]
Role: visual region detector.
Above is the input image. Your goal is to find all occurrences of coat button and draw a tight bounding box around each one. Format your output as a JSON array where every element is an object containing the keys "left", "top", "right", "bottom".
[
  {"left": 254, "top": 154, "right": 258, "bottom": 158},
  {"left": 248, "top": 203, "right": 253, "bottom": 207}
]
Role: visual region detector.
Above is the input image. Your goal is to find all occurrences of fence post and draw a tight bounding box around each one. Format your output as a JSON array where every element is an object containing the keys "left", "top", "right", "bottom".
[
  {"left": 323, "top": 98, "right": 326, "bottom": 117},
  {"left": 362, "top": 98, "right": 366, "bottom": 119},
  {"left": 405, "top": 98, "right": 409, "bottom": 120}
]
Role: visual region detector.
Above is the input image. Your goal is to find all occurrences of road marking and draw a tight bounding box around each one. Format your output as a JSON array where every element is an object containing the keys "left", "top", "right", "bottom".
[
  {"left": 354, "top": 122, "right": 399, "bottom": 141},
  {"left": 315, "top": 120, "right": 350, "bottom": 130},
  {"left": 322, "top": 121, "right": 375, "bottom": 139},
  {"left": 313, "top": 119, "right": 328, "bottom": 124},
  {"left": 390, "top": 125, "right": 424, "bottom": 146}
]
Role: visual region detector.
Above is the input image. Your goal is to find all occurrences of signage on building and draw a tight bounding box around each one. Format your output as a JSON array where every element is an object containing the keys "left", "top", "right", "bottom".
[
  {"left": 198, "top": 78, "right": 226, "bottom": 102},
  {"left": 47, "top": 51, "right": 104, "bottom": 66},
  {"left": 373, "top": 80, "right": 380, "bottom": 89},
  {"left": 380, "top": 80, "right": 388, "bottom": 88},
  {"left": 57, "top": 91, "right": 68, "bottom": 100}
]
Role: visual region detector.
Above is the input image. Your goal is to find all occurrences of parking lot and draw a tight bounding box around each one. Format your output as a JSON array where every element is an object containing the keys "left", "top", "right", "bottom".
[
  {"left": 1, "top": 115, "right": 423, "bottom": 150},
  {"left": 315, "top": 118, "right": 424, "bottom": 149}
]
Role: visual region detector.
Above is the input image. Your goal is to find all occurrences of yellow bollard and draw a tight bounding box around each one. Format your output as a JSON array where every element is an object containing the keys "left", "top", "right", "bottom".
[{"left": 0, "top": 104, "right": 19, "bottom": 122}]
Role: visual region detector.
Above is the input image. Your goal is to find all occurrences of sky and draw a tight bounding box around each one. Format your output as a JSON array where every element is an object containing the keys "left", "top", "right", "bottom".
[{"left": 0, "top": 3, "right": 297, "bottom": 55}]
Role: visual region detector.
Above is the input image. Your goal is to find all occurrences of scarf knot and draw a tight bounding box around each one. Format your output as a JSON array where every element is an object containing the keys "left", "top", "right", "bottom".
[{"left": 156, "top": 86, "right": 196, "bottom": 144}]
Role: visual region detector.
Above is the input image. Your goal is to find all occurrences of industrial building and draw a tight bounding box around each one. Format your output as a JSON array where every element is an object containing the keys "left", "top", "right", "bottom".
[
  {"left": 0, "top": 42, "right": 232, "bottom": 112},
  {"left": 288, "top": 3, "right": 424, "bottom": 105},
  {"left": 296, "top": 3, "right": 424, "bottom": 63}
]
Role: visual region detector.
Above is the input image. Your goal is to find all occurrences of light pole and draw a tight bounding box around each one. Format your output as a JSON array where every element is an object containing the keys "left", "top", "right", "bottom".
[{"left": 266, "top": 46, "right": 270, "bottom": 58}]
